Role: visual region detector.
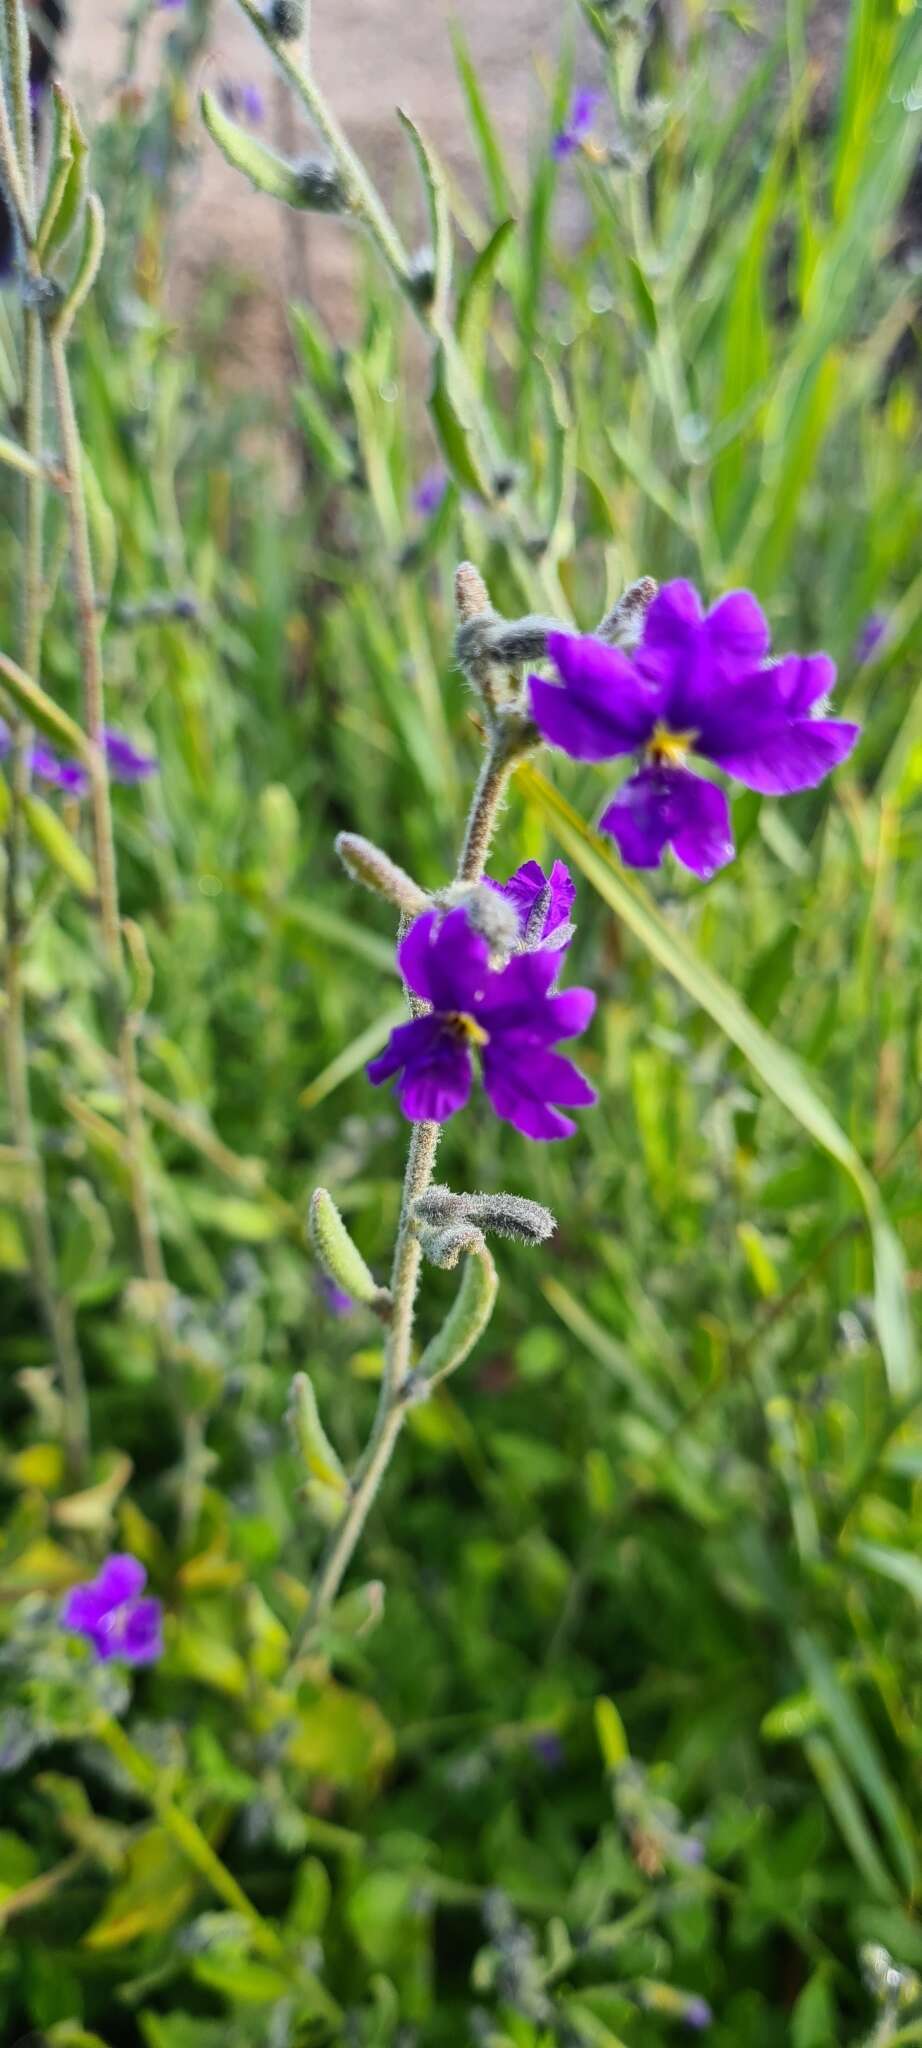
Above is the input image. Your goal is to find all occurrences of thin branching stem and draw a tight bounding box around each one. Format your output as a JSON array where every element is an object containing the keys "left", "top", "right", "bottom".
[{"left": 1, "top": 0, "right": 90, "bottom": 1477}]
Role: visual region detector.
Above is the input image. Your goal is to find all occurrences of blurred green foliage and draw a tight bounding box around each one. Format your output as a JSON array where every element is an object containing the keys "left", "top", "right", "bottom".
[{"left": 1, "top": 0, "right": 921, "bottom": 2042}]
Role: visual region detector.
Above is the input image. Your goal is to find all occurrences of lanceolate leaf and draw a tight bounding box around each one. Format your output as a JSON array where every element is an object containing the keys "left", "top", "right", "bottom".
[{"left": 520, "top": 765, "right": 916, "bottom": 1398}]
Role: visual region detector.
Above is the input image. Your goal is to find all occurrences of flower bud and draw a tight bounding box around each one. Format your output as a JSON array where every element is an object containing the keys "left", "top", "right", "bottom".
[
  {"left": 295, "top": 159, "right": 348, "bottom": 212},
  {"left": 415, "top": 1185, "right": 556, "bottom": 1248},
  {"left": 309, "top": 1188, "right": 391, "bottom": 1315},
  {"left": 285, "top": 1371, "right": 348, "bottom": 1498},
  {"left": 597, "top": 575, "right": 657, "bottom": 649},
  {"left": 269, "top": 0, "right": 305, "bottom": 35},
  {"left": 454, "top": 561, "right": 492, "bottom": 625},
  {"left": 407, "top": 246, "right": 437, "bottom": 307},
  {"left": 417, "top": 1219, "right": 486, "bottom": 1270},
  {"left": 336, "top": 832, "right": 429, "bottom": 918},
  {"left": 416, "top": 1237, "right": 498, "bottom": 1386},
  {"left": 438, "top": 881, "right": 520, "bottom": 956}
]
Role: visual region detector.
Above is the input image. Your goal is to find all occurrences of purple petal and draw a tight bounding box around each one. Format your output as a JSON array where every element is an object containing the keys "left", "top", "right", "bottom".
[
  {"left": 488, "top": 858, "right": 575, "bottom": 941},
  {"left": 540, "top": 986, "right": 597, "bottom": 1039},
  {"left": 61, "top": 1582, "right": 107, "bottom": 1634},
  {"left": 475, "top": 946, "right": 562, "bottom": 1032},
  {"left": 30, "top": 745, "right": 89, "bottom": 796},
  {"left": 104, "top": 729, "right": 158, "bottom": 783},
  {"left": 120, "top": 1597, "right": 165, "bottom": 1666},
  {"left": 368, "top": 1013, "right": 472, "bottom": 1124},
  {"left": 95, "top": 1553, "right": 147, "bottom": 1607},
  {"left": 551, "top": 129, "right": 578, "bottom": 159},
  {"left": 600, "top": 766, "right": 735, "bottom": 880},
  {"left": 0, "top": 719, "right": 11, "bottom": 758},
  {"left": 637, "top": 580, "right": 703, "bottom": 671},
  {"left": 570, "top": 87, "right": 602, "bottom": 135},
  {"left": 482, "top": 1044, "right": 595, "bottom": 1141},
  {"left": 854, "top": 612, "right": 887, "bottom": 665},
  {"left": 412, "top": 469, "right": 447, "bottom": 517},
  {"left": 531, "top": 632, "right": 658, "bottom": 761},
  {"left": 767, "top": 651, "right": 836, "bottom": 716},
  {"left": 368, "top": 1013, "right": 444, "bottom": 1085},
  {"left": 710, "top": 716, "right": 859, "bottom": 795},
  {"left": 703, "top": 590, "right": 771, "bottom": 671},
  {"left": 397, "top": 907, "right": 490, "bottom": 1012}
]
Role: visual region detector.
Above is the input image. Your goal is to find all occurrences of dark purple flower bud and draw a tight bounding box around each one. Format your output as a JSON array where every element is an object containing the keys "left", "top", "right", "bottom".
[
  {"left": 367, "top": 905, "right": 595, "bottom": 1142},
  {"left": 486, "top": 859, "right": 575, "bottom": 948},
  {"left": 853, "top": 612, "right": 887, "bottom": 665},
  {"left": 104, "top": 728, "right": 158, "bottom": 784},
  {"left": 530, "top": 581, "right": 860, "bottom": 881},
  {"left": 552, "top": 88, "right": 602, "bottom": 159},
  {"left": 61, "top": 1553, "right": 163, "bottom": 1666},
  {"left": 412, "top": 469, "right": 447, "bottom": 518},
  {"left": 30, "top": 745, "right": 89, "bottom": 796}
]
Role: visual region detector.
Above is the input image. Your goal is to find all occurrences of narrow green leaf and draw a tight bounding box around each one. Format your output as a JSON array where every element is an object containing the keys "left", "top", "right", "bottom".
[
  {"left": 397, "top": 108, "right": 453, "bottom": 323},
  {"left": 457, "top": 217, "right": 516, "bottom": 381},
  {"left": 797, "top": 1631, "right": 918, "bottom": 1897},
  {"left": 201, "top": 90, "right": 323, "bottom": 209},
  {"left": 287, "top": 1371, "right": 348, "bottom": 1496},
  {"left": 450, "top": 26, "right": 513, "bottom": 217},
  {"left": 804, "top": 1734, "right": 897, "bottom": 1902},
  {"left": 23, "top": 796, "right": 95, "bottom": 897},
  {"left": 849, "top": 1539, "right": 922, "bottom": 1606},
  {"left": 429, "top": 344, "right": 491, "bottom": 500},
  {"left": 521, "top": 766, "right": 916, "bottom": 1398}
]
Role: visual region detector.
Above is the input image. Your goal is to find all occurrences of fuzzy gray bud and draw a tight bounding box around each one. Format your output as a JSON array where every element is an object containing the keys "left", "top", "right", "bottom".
[
  {"left": 454, "top": 560, "right": 492, "bottom": 625},
  {"left": 417, "top": 1219, "right": 486, "bottom": 1270},
  {"left": 455, "top": 612, "right": 560, "bottom": 674},
  {"left": 296, "top": 160, "right": 348, "bottom": 213},
  {"left": 407, "top": 247, "right": 437, "bottom": 307},
  {"left": 438, "top": 881, "right": 519, "bottom": 956},
  {"left": 269, "top": 0, "right": 305, "bottom": 35},
  {"left": 415, "top": 1185, "right": 556, "bottom": 1248},
  {"left": 336, "top": 833, "right": 429, "bottom": 918},
  {"left": 597, "top": 576, "right": 657, "bottom": 649}
]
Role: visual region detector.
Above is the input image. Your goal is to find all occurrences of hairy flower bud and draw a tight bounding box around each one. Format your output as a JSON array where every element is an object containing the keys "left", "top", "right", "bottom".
[
  {"left": 336, "top": 832, "right": 429, "bottom": 917},
  {"left": 309, "top": 1188, "right": 391, "bottom": 1316},
  {"left": 415, "top": 1185, "right": 556, "bottom": 1248},
  {"left": 296, "top": 159, "right": 348, "bottom": 212},
  {"left": 454, "top": 560, "right": 492, "bottom": 625},
  {"left": 455, "top": 612, "right": 560, "bottom": 673},
  {"left": 417, "top": 1219, "right": 486, "bottom": 1270},
  {"left": 597, "top": 575, "right": 657, "bottom": 649},
  {"left": 269, "top": 0, "right": 305, "bottom": 35},
  {"left": 407, "top": 246, "right": 437, "bottom": 307},
  {"left": 437, "top": 881, "right": 520, "bottom": 956}
]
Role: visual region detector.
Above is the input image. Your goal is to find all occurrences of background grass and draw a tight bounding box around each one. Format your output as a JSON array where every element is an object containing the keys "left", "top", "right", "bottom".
[{"left": 1, "top": 1, "right": 921, "bottom": 2043}]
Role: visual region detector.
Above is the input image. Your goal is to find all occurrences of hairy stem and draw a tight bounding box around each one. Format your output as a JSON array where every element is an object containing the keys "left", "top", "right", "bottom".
[
  {"left": 1, "top": 0, "right": 90, "bottom": 1477},
  {"left": 48, "top": 317, "right": 205, "bottom": 1533},
  {"left": 294, "top": 728, "right": 513, "bottom": 1647}
]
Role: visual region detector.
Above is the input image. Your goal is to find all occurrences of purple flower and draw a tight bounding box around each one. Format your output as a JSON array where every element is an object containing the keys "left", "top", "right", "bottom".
[
  {"left": 0, "top": 718, "right": 11, "bottom": 758},
  {"left": 320, "top": 1274, "right": 353, "bottom": 1318},
  {"left": 487, "top": 859, "right": 575, "bottom": 947},
  {"left": 61, "top": 1553, "right": 163, "bottom": 1666},
  {"left": 530, "top": 580, "right": 860, "bottom": 881},
  {"left": 552, "top": 88, "right": 602, "bottom": 159},
  {"left": 218, "top": 80, "right": 265, "bottom": 123},
  {"left": 104, "top": 728, "right": 158, "bottom": 784},
  {"left": 367, "top": 906, "right": 595, "bottom": 1141},
  {"left": 531, "top": 1729, "right": 565, "bottom": 1770},
  {"left": 30, "top": 744, "right": 89, "bottom": 796},
  {"left": 412, "top": 469, "right": 447, "bottom": 518},
  {"left": 684, "top": 1997, "right": 713, "bottom": 2031},
  {"left": 854, "top": 612, "right": 887, "bottom": 665}
]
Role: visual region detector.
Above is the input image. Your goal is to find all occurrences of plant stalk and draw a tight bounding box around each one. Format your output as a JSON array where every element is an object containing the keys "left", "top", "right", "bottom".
[{"left": 2, "top": 0, "right": 90, "bottom": 1477}]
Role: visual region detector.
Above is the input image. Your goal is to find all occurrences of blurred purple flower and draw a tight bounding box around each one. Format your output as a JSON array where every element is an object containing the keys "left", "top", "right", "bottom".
[
  {"left": 219, "top": 80, "right": 265, "bottom": 123},
  {"left": 552, "top": 88, "right": 602, "bottom": 159},
  {"left": 62, "top": 1553, "right": 163, "bottom": 1666},
  {"left": 487, "top": 859, "right": 575, "bottom": 947},
  {"left": 531, "top": 1729, "right": 565, "bottom": 1770},
  {"left": 854, "top": 612, "right": 887, "bottom": 665},
  {"left": 320, "top": 1274, "right": 353, "bottom": 1318},
  {"left": 684, "top": 1997, "right": 713, "bottom": 2031},
  {"left": 412, "top": 469, "right": 447, "bottom": 518},
  {"left": 104, "top": 727, "right": 158, "bottom": 784},
  {"left": 367, "top": 905, "right": 595, "bottom": 1141},
  {"left": 530, "top": 581, "right": 860, "bottom": 881},
  {"left": 30, "top": 744, "right": 89, "bottom": 796},
  {"left": 0, "top": 719, "right": 11, "bottom": 758}
]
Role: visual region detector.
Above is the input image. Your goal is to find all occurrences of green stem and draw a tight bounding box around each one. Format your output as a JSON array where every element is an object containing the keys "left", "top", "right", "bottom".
[
  {"left": 294, "top": 730, "right": 513, "bottom": 1648},
  {"left": 1, "top": 0, "right": 90, "bottom": 1478},
  {"left": 93, "top": 1715, "right": 289, "bottom": 1963},
  {"left": 49, "top": 314, "right": 203, "bottom": 1536}
]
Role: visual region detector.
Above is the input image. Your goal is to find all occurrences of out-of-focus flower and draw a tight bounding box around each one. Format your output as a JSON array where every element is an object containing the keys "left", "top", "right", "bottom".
[
  {"left": 61, "top": 1554, "right": 163, "bottom": 1666},
  {"left": 530, "top": 581, "right": 860, "bottom": 880},
  {"left": 30, "top": 744, "right": 90, "bottom": 796},
  {"left": 103, "top": 727, "right": 158, "bottom": 784},
  {"left": 552, "top": 88, "right": 602, "bottom": 160},
  {"left": 487, "top": 859, "right": 575, "bottom": 947},
  {"left": 368, "top": 905, "right": 595, "bottom": 1141},
  {"left": 320, "top": 1274, "right": 353, "bottom": 1318},
  {"left": 218, "top": 80, "right": 266, "bottom": 123},
  {"left": 531, "top": 1729, "right": 565, "bottom": 1770},
  {"left": 412, "top": 469, "right": 447, "bottom": 518},
  {"left": 854, "top": 612, "right": 887, "bottom": 665}
]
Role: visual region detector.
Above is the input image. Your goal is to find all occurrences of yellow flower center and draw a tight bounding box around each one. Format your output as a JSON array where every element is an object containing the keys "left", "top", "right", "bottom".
[
  {"left": 444, "top": 1011, "right": 490, "bottom": 1048},
  {"left": 646, "top": 721, "right": 697, "bottom": 768}
]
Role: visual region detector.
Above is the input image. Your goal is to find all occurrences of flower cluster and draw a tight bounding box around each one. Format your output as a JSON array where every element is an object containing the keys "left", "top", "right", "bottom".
[
  {"left": 0, "top": 722, "right": 157, "bottom": 796},
  {"left": 530, "top": 580, "right": 859, "bottom": 880},
  {"left": 62, "top": 1553, "right": 163, "bottom": 1666}
]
